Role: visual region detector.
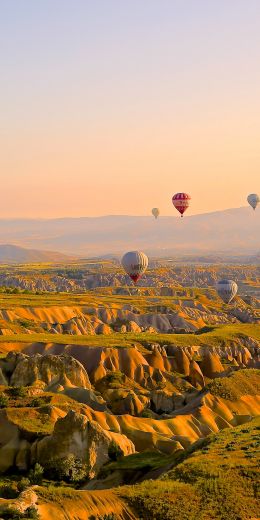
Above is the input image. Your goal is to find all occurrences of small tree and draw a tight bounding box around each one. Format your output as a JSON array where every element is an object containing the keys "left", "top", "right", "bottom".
[
  {"left": 17, "top": 477, "right": 30, "bottom": 493},
  {"left": 108, "top": 441, "right": 124, "bottom": 462},
  {"left": 25, "top": 506, "right": 40, "bottom": 519},
  {"left": 44, "top": 455, "right": 88, "bottom": 483},
  {"left": 28, "top": 463, "right": 44, "bottom": 485}
]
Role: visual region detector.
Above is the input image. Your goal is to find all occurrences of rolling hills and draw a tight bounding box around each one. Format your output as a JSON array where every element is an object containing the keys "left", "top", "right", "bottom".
[
  {"left": 0, "top": 207, "right": 259, "bottom": 256},
  {"left": 0, "top": 245, "right": 73, "bottom": 264}
]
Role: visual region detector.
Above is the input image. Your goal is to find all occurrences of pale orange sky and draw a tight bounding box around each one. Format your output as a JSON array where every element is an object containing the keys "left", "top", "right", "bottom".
[{"left": 1, "top": 1, "right": 260, "bottom": 218}]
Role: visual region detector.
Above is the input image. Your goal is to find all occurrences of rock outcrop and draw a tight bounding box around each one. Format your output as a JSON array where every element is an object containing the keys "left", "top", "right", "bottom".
[
  {"left": 2, "top": 352, "right": 91, "bottom": 390},
  {"left": 31, "top": 410, "right": 135, "bottom": 478}
]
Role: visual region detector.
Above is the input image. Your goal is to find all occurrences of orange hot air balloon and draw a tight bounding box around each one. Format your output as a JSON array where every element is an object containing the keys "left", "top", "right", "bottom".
[{"left": 172, "top": 193, "right": 191, "bottom": 217}]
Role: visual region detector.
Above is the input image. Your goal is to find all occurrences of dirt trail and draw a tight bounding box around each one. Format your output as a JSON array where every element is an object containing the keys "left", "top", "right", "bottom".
[{"left": 37, "top": 489, "right": 137, "bottom": 520}]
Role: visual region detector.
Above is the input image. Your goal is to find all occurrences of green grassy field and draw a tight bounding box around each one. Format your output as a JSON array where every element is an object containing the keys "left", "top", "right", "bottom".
[
  {"left": 120, "top": 417, "right": 260, "bottom": 520},
  {"left": 99, "top": 451, "right": 172, "bottom": 480},
  {"left": 207, "top": 369, "right": 260, "bottom": 400},
  {"left": 0, "top": 289, "right": 214, "bottom": 309},
  {"left": 0, "top": 323, "right": 259, "bottom": 353}
]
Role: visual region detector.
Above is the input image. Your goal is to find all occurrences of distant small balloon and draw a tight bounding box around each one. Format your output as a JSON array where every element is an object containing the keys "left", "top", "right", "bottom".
[
  {"left": 247, "top": 193, "right": 260, "bottom": 210},
  {"left": 121, "top": 251, "right": 148, "bottom": 284},
  {"left": 216, "top": 279, "right": 238, "bottom": 304},
  {"left": 172, "top": 193, "right": 191, "bottom": 217},
  {"left": 152, "top": 208, "right": 160, "bottom": 219}
]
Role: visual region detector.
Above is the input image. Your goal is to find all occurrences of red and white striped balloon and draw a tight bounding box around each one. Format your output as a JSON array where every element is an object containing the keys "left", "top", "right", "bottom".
[{"left": 172, "top": 193, "right": 191, "bottom": 217}]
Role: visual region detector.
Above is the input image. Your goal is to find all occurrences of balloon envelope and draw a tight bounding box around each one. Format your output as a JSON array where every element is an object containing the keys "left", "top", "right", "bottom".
[
  {"left": 216, "top": 279, "right": 238, "bottom": 304},
  {"left": 247, "top": 193, "right": 260, "bottom": 210},
  {"left": 152, "top": 208, "right": 160, "bottom": 219},
  {"left": 172, "top": 193, "right": 191, "bottom": 217},
  {"left": 121, "top": 251, "right": 148, "bottom": 283}
]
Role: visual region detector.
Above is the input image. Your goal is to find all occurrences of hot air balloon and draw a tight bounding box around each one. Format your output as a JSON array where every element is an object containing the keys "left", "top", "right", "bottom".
[
  {"left": 216, "top": 279, "right": 238, "bottom": 304},
  {"left": 121, "top": 251, "right": 148, "bottom": 283},
  {"left": 247, "top": 193, "right": 260, "bottom": 210},
  {"left": 172, "top": 193, "right": 191, "bottom": 217},
  {"left": 152, "top": 208, "right": 160, "bottom": 219}
]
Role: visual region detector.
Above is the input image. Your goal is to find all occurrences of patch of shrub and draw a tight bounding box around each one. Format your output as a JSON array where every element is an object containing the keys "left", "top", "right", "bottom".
[
  {"left": 17, "top": 478, "right": 30, "bottom": 493},
  {"left": 121, "top": 480, "right": 200, "bottom": 520},
  {"left": 25, "top": 506, "right": 40, "bottom": 519},
  {"left": 44, "top": 455, "right": 88, "bottom": 483},
  {"left": 0, "top": 483, "right": 18, "bottom": 499},
  {"left": 1, "top": 507, "right": 22, "bottom": 520},
  {"left": 17, "top": 319, "right": 34, "bottom": 329},
  {"left": 28, "top": 463, "right": 44, "bottom": 485},
  {"left": 0, "top": 392, "right": 9, "bottom": 408},
  {"left": 1, "top": 506, "right": 39, "bottom": 519},
  {"left": 108, "top": 441, "right": 124, "bottom": 462},
  {"left": 105, "top": 371, "right": 125, "bottom": 387},
  {"left": 195, "top": 325, "right": 216, "bottom": 335},
  {"left": 207, "top": 369, "right": 260, "bottom": 401},
  {"left": 37, "top": 485, "right": 78, "bottom": 504},
  {"left": 28, "top": 397, "right": 48, "bottom": 408},
  {"left": 7, "top": 387, "right": 27, "bottom": 398},
  {"left": 140, "top": 409, "right": 155, "bottom": 418}
]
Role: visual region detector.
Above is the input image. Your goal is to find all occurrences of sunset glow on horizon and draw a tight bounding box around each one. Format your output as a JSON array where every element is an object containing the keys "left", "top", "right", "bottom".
[{"left": 1, "top": 0, "right": 260, "bottom": 218}]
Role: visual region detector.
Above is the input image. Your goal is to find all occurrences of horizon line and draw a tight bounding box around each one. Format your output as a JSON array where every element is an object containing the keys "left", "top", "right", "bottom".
[{"left": 0, "top": 206, "right": 251, "bottom": 221}]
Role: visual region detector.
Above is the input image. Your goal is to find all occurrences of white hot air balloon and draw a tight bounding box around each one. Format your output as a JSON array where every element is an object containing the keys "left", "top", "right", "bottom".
[
  {"left": 216, "top": 279, "right": 238, "bottom": 304},
  {"left": 247, "top": 193, "right": 260, "bottom": 210},
  {"left": 121, "top": 251, "right": 148, "bottom": 283},
  {"left": 152, "top": 208, "right": 160, "bottom": 219}
]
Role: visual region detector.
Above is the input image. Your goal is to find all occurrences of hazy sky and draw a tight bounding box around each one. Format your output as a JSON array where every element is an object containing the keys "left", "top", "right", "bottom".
[{"left": 1, "top": 0, "right": 260, "bottom": 217}]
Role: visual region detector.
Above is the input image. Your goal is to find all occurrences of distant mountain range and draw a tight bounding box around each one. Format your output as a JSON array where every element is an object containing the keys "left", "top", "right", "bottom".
[
  {"left": 0, "top": 245, "right": 73, "bottom": 263},
  {"left": 0, "top": 207, "right": 259, "bottom": 258}
]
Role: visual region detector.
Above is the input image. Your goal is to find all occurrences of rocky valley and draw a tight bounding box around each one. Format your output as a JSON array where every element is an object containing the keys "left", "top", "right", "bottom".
[{"left": 0, "top": 260, "right": 259, "bottom": 519}]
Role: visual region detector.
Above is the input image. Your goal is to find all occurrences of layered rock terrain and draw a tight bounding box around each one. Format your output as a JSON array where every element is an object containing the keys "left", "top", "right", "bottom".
[
  {"left": 0, "top": 294, "right": 258, "bottom": 339},
  {"left": 0, "top": 266, "right": 258, "bottom": 519},
  {"left": 0, "top": 337, "right": 259, "bottom": 476}
]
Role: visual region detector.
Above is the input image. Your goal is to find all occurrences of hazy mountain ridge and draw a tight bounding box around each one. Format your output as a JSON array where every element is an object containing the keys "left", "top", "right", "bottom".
[
  {"left": 0, "top": 207, "right": 259, "bottom": 256},
  {"left": 0, "top": 244, "right": 73, "bottom": 263}
]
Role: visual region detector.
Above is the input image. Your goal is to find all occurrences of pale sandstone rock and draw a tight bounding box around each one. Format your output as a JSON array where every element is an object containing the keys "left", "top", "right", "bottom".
[
  {"left": 32, "top": 410, "right": 135, "bottom": 479},
  {"left": 10, "top": 353, "right": 91, "bottom": 390}
]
